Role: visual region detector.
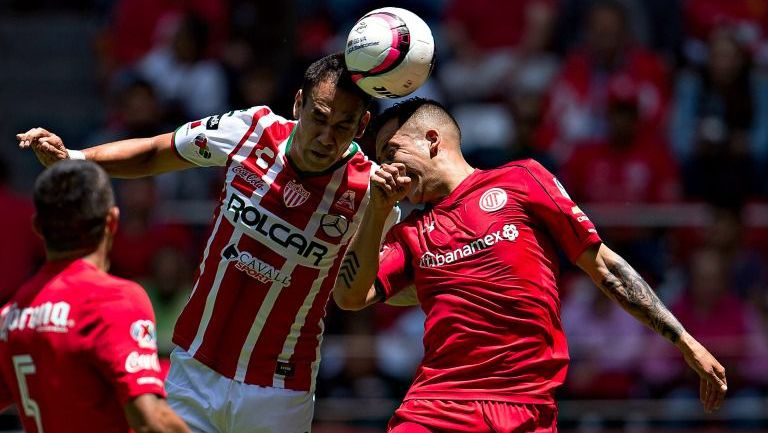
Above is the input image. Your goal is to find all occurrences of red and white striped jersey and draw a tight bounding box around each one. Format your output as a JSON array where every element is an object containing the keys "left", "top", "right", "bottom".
[{"left": 171, "top": 106, "right": 374, "bottom": 391}]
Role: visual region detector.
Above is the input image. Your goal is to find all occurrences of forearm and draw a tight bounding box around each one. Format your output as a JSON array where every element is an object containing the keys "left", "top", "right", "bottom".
[
  {"left": 594, "top": 246, "right": 685, "bottom": 343},
  {"left": 334, "top": 205, "right": 391, "bottom": 310},
  {"left": 83, "top": 133, "right": 186, "bottom": 178},
  {"left": 124, "top": 394, "right": 190, "bottom": 433}
]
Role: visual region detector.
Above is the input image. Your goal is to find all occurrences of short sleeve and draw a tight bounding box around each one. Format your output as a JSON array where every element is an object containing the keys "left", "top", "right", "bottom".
[
  {"left": 522, "top": 161, "right": 602, "bottom": 262},
  {"left": 375, "top": 228, "right": 414, "bottom": 302},
  {"left": 79, "top": 282, "right": 166, "bottom": 405},
  {"left": 172, "top": 106, "right": 268, "bottom": 167}
]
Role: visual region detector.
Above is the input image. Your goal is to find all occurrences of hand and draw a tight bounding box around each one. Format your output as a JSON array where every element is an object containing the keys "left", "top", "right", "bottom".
[
  {"left": 17, "top": 127, "right": 68, "bottom": 167},
  {"left": 370, "top": 163, "right": 411, "bottom": 212},
  {"left": 677, "top": 333, "right": 727, "bottom": 413}
]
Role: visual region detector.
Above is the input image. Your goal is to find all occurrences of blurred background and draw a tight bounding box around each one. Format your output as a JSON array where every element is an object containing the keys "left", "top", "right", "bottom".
[{"left": 1, "top": 0, "right": 767, "bottom": 431}]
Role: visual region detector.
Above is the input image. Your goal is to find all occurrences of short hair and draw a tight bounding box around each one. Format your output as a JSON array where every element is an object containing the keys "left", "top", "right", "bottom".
[
  {"left": 301, "top": 52, "right": 373, "bottom": 110},
  {"left": 368, "top": 97, "right": 461, "bottom": 146},
  {"left": 34, "top": 160, "right": 114, "bottom": 253}
]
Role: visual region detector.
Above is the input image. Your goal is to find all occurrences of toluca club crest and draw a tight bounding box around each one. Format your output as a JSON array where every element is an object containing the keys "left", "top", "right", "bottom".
[{"left": 283, "top": 180, "right": 310, "bottom": 207}]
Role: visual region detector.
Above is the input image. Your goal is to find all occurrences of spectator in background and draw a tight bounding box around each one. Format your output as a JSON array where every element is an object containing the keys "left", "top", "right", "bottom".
[
  {"left": 439, "top": 0, "right": 559, "bottom": 103},
  {"left": 670, "top": 27, "right": 768, "bottom": 207},
  {"left": 140, "top": 248, "right": 193, "bottom": 358},
  {"left": 104, "top": 0, "right": 228, "bottom": 70},
  {"left": 137, "top": 12, "right": 228, "bottom": 119},
  {"left": 682, "top": 0, "right": 768, "bottom": 66},
  {"left": 561, "top": 75, "right": 681, "bottom": 204},
  {"left": 464, "top": 91, "right": 556, "bottom": 172},
  {"left": 642, "top": 248, "right": 768, "bottom": 400},
  {"left": 562, "top": 275, "right": 647, "bottom": 399},
  {"left": 0, "top": 157, "right": 42, "bottom": 303},
  {"left": 109, "top": 178, "right": 195, "bottom": 281},
  {"left": 539, "top": 0, "right": 670, "bottom": 162}
]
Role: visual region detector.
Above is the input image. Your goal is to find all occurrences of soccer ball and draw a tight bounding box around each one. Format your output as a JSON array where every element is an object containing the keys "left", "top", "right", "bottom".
[{"left": 345, "top": 7, "right": 435, "bottom": 99}]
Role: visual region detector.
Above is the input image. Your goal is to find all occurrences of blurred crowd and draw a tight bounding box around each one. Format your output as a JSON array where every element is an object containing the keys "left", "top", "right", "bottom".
[{"left": 2, "top": 0, "right": 768, "bottom": 429}]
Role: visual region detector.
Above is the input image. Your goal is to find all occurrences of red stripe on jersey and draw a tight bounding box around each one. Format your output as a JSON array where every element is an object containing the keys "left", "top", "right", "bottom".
[
  {"left": 173, "top": 213, "right": 235, "bottom": 351},
  {"left": 243, "top": 263, "right": 322, "bottom": 385},
  {"left": 228, "top": 108, "right": 271, "bottom": 163},
  {"left": 283, "top": 253, "right": 346, "bottom": 390},
  {"left": 316, "top": 157, "right": 372, "bottom": 243},
  {"left": 194, "top": 234, "right": 289, "bottom": 377}
]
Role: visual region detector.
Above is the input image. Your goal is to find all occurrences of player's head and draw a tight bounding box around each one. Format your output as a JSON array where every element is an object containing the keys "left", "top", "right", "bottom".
[
  {"left": 291, "top": 52, "right": 373, "bottom": 173},
  {"left": 370, "top": 97, "right": 462, "bottom": 204},
  {"left": 33, "top": 160, "right": 119, "bottom": 257}
]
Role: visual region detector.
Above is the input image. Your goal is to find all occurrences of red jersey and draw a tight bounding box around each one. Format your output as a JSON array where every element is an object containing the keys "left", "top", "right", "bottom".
[
  {"left": 376, "top": 160, "right": 601, "bottom": 404},
  {"left": 171, "top": 106, "right": 374, "bottom": 391},
  {"left": 0, "top": 259, "right": 165, "bottom": 433}
]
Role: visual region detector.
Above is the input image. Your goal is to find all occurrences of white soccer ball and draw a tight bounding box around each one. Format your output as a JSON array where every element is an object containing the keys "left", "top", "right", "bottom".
[{"left": 345, "top": 7, "right": 435, "bottom": 99}]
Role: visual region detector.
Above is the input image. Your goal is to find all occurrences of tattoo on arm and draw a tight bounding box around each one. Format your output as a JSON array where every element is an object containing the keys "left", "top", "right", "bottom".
[
  {"left": 599, "top": 257, "right": 684, "bottom": 343},
  {"left": 338, "top": 251, "right": 360, "bottom": 289}
]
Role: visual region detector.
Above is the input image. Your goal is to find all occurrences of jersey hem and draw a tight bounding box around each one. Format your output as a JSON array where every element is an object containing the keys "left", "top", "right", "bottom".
[
  {"left": 170, "top": 125, "right": 198, "bottom": 166},
  {"left": 403, "top": 391, "right": 555, "bottom": 405}
]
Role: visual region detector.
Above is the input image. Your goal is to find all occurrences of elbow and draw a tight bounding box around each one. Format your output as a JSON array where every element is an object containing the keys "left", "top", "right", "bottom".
[{"left": 333, "top": 290, "right": 369, "bottom": 311}]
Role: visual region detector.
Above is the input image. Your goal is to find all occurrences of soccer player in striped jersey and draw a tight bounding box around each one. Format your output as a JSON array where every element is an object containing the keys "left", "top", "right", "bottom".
[
  {"left": 0, "top": 160, "right": 189, "bottom": 433},
  {"left": 336, "top": 98, "right": 728, "bottom": 433},
  {"left": 17, "top": 53, "right": 383, "bottom": 433}
]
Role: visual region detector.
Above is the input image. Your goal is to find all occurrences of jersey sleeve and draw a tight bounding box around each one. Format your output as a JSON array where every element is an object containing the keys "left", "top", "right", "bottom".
[
  {"left": 522, "top": 160, "right": 602, "bottom": 263},
  {"left": 78, "top": 282, "right": 166, "bottom": 405},
  {"left": 375, "top": 226, "right": 415, "bottom": 302},
  {"left": 171, "top": 106, "right": 269, "bottom": 167}
]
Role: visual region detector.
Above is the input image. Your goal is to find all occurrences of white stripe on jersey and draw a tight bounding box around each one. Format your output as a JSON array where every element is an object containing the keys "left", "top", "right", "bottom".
[
  {"left": 188, "top": 112, "right": 281, "bottom": 357},
  {"left": 232, "top": 137, "right": 293, "bottom": 381},
  {"left": 271, "top": 164, "right": 348, "bottom": 388}
]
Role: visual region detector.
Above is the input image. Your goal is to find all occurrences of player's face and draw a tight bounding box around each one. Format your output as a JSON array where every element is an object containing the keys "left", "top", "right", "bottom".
[
  {"left": 375, "top": 119, "right": 432, "bottom": 204},
  {"left": 291, "top": 80, "right": 370, "bottom": 173}
]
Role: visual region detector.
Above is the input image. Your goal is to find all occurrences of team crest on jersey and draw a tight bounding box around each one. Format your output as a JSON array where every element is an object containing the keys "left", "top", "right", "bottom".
[
  {"left": 334, "top": 190, "right": 356, "bottom": 212},
  {"left": 320, "top": 214, "right": 349, "bottom": 238},
  {"left": 130, "top": 320, "right": 157, "bottom": 349},
  {"left": 194, "top": 133, "right": 211, "bottom": 159},
  {"left": 479, "top": 188, "right": 507, "bottom": 212},
  {"left": 283, "top": 180, "right": 310, "bottom": 207}
]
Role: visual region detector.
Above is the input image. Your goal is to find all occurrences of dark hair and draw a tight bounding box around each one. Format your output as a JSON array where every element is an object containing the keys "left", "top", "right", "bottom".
[
  {"left": 368, "top": 97, "right": 461, "bottom": 143},
  {"left": 588, "top": 0, "right": 628, "bottom": 26},
  {"left": 34, "top": 160, "right": 114, "bottom": 252},
  {"left": 301, "top": 52, "right": 373, "bottom": 109}
]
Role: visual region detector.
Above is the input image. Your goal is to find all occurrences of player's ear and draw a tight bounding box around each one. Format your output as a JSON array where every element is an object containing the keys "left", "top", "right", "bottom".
[
  {"left": 426, "top": 129, "right": 440, "bottom": 158},
  {"left": 105, "top": 206, "right": 120, "bottom": 236},
  {"left": 355, "top": 110, "right": 371, "bottom": 138},
  {"left": 293, "top": 90, "right": 303, "bottom": 119},
  {"left": 31, "top": 214, "right": 43, "bottom": 240}
]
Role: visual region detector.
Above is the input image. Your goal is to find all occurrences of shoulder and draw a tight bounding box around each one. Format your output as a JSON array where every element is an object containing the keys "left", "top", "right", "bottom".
[
  {"left": 486, "top": 158, "right": 553, "bottom": 182},
  {"left": 78, "top": 273, "right": 152, "bottom": 314}
]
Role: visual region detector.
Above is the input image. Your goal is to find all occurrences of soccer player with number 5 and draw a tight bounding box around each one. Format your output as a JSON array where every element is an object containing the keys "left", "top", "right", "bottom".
[{"left": 0, "top": 160, "right": 189, "bottom": 433}]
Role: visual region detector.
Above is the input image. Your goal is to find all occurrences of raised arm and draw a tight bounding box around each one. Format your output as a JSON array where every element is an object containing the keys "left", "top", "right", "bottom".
[
  {"left": 576, "top": 243, "right": 727, "bottom": 413},
  {"left": 17, "top": 128, "right": 193, "bottom": 178},
  {"left": 333, "top": 163, "right": 410, "bottom": 310},
  {"left": 124, "top": 394, "right": 190, "bottom": 433}
]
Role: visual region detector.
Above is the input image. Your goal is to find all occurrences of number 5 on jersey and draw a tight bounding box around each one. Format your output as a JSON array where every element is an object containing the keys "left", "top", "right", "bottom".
[{"left": 13, "top": 354, "right": 43, "bottom": 433}]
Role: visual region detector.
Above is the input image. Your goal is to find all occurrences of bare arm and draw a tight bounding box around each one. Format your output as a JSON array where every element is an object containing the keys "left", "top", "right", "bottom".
[
  {"left": 577, "top": 243, "right": 727, "bottom": 412},
  {"left": 333, "top": 163, "right": 410, "bottom": 310},
  {"left": 124, "top": 394, "right": 190, "bottom": 433},
  {"left": 17, "top": 128, "right": 193, "bottom": 178}
]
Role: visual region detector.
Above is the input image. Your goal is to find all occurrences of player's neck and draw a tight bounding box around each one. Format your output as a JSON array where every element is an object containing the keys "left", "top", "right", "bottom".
[
  {"left": 45, "top": 243, "right": 110, "bottom": 272},
  {"left": 428, "top": 157, "right": 475, "bottom": 204}
]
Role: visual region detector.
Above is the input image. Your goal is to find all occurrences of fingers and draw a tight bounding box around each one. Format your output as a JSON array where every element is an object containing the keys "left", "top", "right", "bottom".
[
  {"left": 373, "top": 164, "right": 411, "bottom": 194},
  {"left": 17, "top": 127, "right": 53, "bottom": 149},
  {"left": 700, "top": 365, "right": 727, "bottom": 413}
]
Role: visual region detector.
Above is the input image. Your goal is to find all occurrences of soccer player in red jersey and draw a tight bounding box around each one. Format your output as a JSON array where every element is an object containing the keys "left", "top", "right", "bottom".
[
  {"left": 16, "top": 53, "right": 390, "bottom": 432},
  {"left": 0, "top": 160, "right": 189, "bottom": 433},
  {"left": 335, "top": 98, "right": 728, "bottom": 433}
]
